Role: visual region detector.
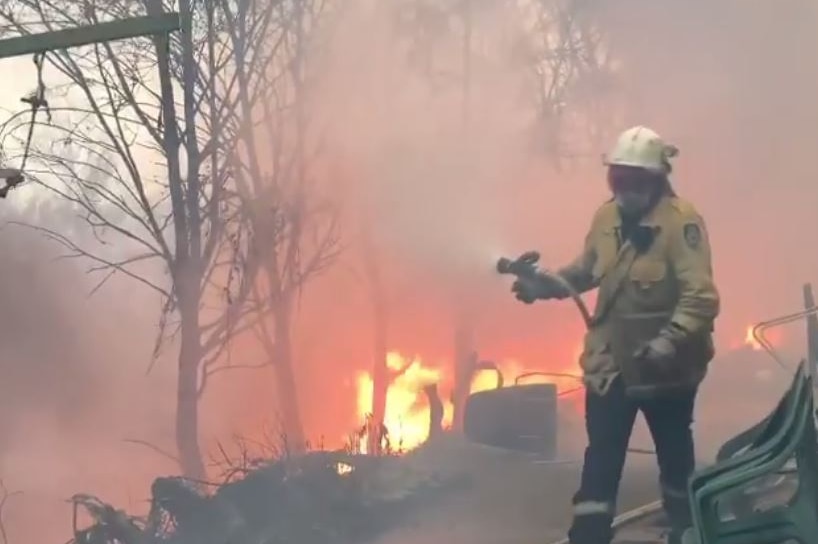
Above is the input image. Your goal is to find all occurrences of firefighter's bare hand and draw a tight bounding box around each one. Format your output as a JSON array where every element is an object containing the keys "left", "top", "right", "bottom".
[{"left": 634, "top": 336, "right": 676, "bottom": 363}]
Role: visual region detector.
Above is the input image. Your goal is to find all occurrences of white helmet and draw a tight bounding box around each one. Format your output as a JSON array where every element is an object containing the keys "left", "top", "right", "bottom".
[{"left": 603, "top": 125, "right": 678, "bottom": 174}]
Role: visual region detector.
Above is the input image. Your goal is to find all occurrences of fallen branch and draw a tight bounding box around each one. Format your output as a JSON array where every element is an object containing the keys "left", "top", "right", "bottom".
[{"left": 123, "top": 438, "right": 181, "bottom": 465}]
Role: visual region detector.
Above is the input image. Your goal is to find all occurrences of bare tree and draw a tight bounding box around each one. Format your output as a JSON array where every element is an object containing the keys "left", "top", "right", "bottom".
[
  {"left": 515, "top": 0, "right": 620, "bottom": 166},
  {"left": 214, "top": 0, "right": 340, "bottom": 451},
  {"left": 359, "top": 224, "right": 390, "bottom": 454},
  {"left": 0, "top": 0, "right": 286, "bottom": 479},
  {"left": 383, "top": 0, "right": 480, "bottom": 432},
  {"left": 374, "top": 0, "right": 619, "bottom": 432},
  {"left": 357, "top": 222, "right": 419, "bottom": 454}
]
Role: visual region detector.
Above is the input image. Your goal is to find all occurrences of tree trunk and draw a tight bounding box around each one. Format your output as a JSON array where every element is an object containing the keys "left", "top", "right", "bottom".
[
  {"left": 451, "top": 0, "right": 475, "bottom": 433},
  {"left": 272, "top": 300, "right": 306, "bottom": 454},
  {"left": 361, "top": 226, "right": 389, "bottom": 455},
  {"left": 176, "top": 294, "right": 206, "bottom": 481},
  {"left": 424, "top": 384, "right": 444, "bottom": 441},
  {"left": 451, "top": 319, "right": 476, "bottom": 432},
  {"left": 370, "top": 294, "right": 389, "bottom": 455},
  {"left": 147, "top": 0, "right": 204, "bottom": 481}
]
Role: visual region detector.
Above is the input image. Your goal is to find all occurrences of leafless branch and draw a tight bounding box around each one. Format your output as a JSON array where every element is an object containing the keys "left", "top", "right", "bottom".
[
  {"left": 0, "top": 480, "right": 21, "bottom": 544},
  {"left": 123, "top": 438, "right": 181, "bottom": 465}
]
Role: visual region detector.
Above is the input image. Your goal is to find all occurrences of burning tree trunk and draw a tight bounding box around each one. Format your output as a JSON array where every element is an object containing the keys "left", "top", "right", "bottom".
[
  {"left": 368, "top": 291, "right": 389, "bottom": 453},
  {"left": 361, "top": 224, "right": 390, "bottom": 454},
  {"left": 358, "top": 218, "right": 418, "bottom": 453},
  {"left": 450, "top": 0, "right": 479, "bottom": 433},
  {"left": 451, "top": 316, "right": 477, "bottom": 432},
  {"left": 424, "top": 384, "right": 444, "bottom": 440}
]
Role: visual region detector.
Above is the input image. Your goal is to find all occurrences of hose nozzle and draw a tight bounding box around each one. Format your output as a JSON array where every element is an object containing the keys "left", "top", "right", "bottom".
[{"left": 496, "top": 251, "right": 540, "bottom": 277}]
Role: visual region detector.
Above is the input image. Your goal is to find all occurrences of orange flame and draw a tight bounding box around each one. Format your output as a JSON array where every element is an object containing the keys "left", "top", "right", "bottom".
[
  {"left": 355, "top": 352, "right": 444, "bottom": 453},
  {"left": 745, "top": 325, "right": 762, "bottom": 350},
  {"left": 354, "top": 346, "right": 586, "bottom": 454}
]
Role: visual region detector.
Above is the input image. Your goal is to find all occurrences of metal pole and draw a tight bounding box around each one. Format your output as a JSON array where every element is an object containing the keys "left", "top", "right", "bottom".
[
  {"left": 0, "top": 13, "right": 181, "bottom": 60},
  {"left": 804, "top": 284, "right": 818, "bottom": 381},
  {"left": 0, "top": 13, "right": 181, "bottom": 194}
]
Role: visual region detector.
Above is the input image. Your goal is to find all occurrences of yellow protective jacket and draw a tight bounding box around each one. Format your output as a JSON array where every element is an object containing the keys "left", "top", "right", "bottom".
[{"left": 558, "top": 195, "right": 720, "bottom": 398}]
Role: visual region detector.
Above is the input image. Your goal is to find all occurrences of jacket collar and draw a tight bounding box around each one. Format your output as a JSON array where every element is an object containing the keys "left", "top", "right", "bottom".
[{"left": 603, "top": 195, "right": 673, "bottom": 233}]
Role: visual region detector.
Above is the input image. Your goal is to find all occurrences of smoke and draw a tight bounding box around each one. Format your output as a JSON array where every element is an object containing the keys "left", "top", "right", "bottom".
[
  {"left": 597, "top": 0, "right": 818, "bottom": 324},
  {"left": 2, "top": 0, "right": 818, "bottom": 539},
  {"left": 0, "top": 201, "right": 179, "bottom": 542},
  {"left": 288, "top": 0, "right": 818, "bottom": 445}
]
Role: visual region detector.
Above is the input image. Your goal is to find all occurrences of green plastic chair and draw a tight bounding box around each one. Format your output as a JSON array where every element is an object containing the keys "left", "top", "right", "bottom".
[
  {"left": 686, "top": 363, "right": 808, "bottom": 540},
  {"left": 695, "top": 375, "right": 810, "bottom": 535},
  {"left": 695, "top": 362, "right": 805, "bottom": 485},
  {"left": 715, "top": 362, "right": 806, "bottom": 463},
  {"left": 695, "top": 377, "right": 810, "bottom": 534},
  {"left": 697, "top": 384, "right": 814, "bottom": 543},
  {"left": 688, "top": 373, "right": 818, "bottom": 544}
]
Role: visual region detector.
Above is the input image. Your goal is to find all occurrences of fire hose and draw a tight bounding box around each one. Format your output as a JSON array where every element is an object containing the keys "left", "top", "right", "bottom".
[
  {"left": 496, "top": 251, "right": 592, "bottom": 328},
  {"left": 496, "top": 250, "right": 655, "bottom": 455}
]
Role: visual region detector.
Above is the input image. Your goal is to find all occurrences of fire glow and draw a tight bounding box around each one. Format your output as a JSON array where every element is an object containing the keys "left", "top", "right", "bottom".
[
  {"left": 354, "top": 350, "right": 583, "bottom": 454},
  {"left": 743, "top": 324, "right": 785, "bottom": 352},
  {"left": 745, "top": 325, "right": 762, "bottom": 351},
  {"left": 355, "top": 353, "right": 443, "bottom": 453},
  {"left": 351, "top": 325, "right": 778, "bottom": 455}
]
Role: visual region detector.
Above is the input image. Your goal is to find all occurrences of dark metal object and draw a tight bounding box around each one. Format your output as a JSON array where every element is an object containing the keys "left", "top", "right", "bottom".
[
  {"left": 463, "top": 383, "right": 558, "bottom": 459},
  {"left": 496, "top": 250, "right": 593, "bottom": 326},
  {"left": 496, "top": 251, "right": 541, "bottom": 278},
  {"left": 0, "top": 13, "right": 182, "bottom": 198},
  {"left": 0, "top": 14, "right": 182, "bottom": 60}
]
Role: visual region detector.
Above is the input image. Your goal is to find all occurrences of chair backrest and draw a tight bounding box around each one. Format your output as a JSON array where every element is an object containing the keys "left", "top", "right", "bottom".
[{"left": 716, "top": 362, "right": 807, "bottom": 462}]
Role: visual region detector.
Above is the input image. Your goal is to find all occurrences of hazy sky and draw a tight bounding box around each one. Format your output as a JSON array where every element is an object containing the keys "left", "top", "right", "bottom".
[{"left": 0, "top": 56, "right": 37, "bottom": 111}]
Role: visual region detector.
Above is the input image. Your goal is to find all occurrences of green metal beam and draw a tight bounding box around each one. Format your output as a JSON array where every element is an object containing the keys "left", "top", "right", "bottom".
[{"left": 0, "top": 13, "right": 181, "bottom": 60}]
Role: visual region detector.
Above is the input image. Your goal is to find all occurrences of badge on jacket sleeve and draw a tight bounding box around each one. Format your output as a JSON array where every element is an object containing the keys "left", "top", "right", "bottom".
[{"left": 683, "top": 223, "right": 701, "bottom": 249}]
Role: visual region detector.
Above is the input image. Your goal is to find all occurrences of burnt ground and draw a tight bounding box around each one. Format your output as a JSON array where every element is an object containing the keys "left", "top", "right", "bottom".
[
  {"left": 65, "top": 432, "right": 661, "bottom": 544},
  {"left": 65, "top": 369, "right": 778, "bottom": 544},
  {"left": 367, "top": 434, "right": 660, "bottom": 544}
]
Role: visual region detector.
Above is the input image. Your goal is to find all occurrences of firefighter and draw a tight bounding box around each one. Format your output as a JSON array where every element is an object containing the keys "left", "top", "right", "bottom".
[{"left": 511, "top": 126, "right": 720, "bottom": 544}]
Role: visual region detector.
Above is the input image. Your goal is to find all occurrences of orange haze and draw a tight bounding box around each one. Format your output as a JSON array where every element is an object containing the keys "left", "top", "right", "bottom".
[{"left": 1, "top": 1, "right": 818, "bottom": 542}]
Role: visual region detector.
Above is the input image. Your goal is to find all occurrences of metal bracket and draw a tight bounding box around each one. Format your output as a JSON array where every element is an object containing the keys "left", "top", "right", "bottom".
[
  {"left": 0, "top": 13, "right": 182, "bottom": 196},
  {"left": 0, "top": 13, "right": 181, "bottom": 60}
]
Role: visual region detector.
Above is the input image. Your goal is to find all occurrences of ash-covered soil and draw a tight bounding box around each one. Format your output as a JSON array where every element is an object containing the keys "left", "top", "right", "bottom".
[
  {"left": 67, "top": 433, "right": 663, "bottom": 544},
  {"left": 366, "top": 434, "right": 660, "bottom": 544}
]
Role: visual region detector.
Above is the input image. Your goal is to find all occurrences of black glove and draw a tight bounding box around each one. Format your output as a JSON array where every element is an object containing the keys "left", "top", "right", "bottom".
[
  {"left": 511, "top": 278, "right": 539, "bottom": 304},
  {"left": 634, "top": 335, "right": 676, "bottom": 364},
  {"left": 511, "top": 274, "right": 568, "bottom": 304}
]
